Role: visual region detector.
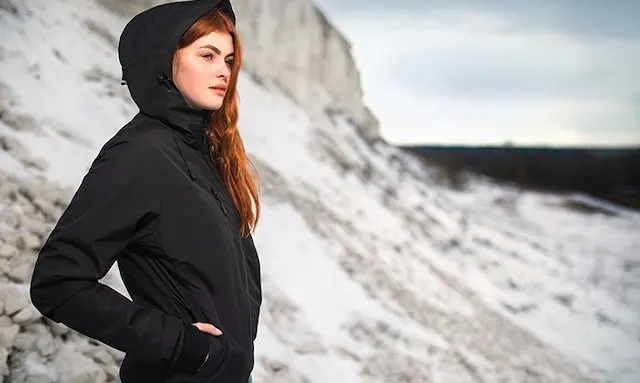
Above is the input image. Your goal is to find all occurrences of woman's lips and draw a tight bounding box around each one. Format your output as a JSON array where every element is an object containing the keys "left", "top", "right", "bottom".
[{"left": 210, "top": 86, "right": 226, "bottom": 96}]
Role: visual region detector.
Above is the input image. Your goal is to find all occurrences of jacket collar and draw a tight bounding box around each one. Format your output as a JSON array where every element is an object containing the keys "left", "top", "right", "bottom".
[{"left": 152, "top": 74, "right": 211, "bottom": 152}]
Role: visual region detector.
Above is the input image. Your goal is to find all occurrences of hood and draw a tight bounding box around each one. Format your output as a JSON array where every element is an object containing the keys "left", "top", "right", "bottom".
[{"left": 118, "top": 0, "right": 235, "bottom": 136}]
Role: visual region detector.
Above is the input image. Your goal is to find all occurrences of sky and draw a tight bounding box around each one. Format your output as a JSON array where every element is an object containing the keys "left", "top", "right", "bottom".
[{"left": 314, "top": 0, "right": 640, "bottom": 147}]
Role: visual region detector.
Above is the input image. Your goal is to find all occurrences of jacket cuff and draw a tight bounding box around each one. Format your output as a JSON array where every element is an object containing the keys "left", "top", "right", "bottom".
[{"left": 175, "top": 325, "right": 210, "bottom": 373}]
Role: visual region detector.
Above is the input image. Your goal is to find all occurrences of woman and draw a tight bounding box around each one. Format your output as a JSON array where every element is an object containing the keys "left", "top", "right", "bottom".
[{"left": 29, "top": 1, "right": 262, "bottom": 382}]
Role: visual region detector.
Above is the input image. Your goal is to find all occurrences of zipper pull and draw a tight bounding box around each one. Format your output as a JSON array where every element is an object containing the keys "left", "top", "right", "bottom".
[
  {"left": 211, "top": 187, "right": 227, "bottom": 214},
  {"left": 157, "top": 73, "right": 172, "bottom": 92}
]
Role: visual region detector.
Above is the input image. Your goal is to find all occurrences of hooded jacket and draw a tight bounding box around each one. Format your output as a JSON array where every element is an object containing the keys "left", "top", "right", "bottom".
[{"left": 29, "top": 1, "right": 262, "bottom": 382}]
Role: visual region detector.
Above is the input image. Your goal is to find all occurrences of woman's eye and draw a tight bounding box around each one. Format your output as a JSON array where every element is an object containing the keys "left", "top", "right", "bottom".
[{"left": 202, "top": 54, "right": 214, "bottom": 60}]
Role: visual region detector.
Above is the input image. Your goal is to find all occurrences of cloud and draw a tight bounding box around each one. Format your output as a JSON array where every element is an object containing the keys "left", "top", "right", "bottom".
[
  {"left": 318, "top": 0, "right": 640, "bottom": 39},
  {"left": 366, "top": 13, "right": 640, "bottom": 101},
  {"left": 315, "top": 2, "right": 640, "bottom": 146}
]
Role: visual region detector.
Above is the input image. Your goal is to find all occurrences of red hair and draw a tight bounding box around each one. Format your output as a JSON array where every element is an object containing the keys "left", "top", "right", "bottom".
[{"left": 177, "top": 10, "right": 260, "bottom": 236}]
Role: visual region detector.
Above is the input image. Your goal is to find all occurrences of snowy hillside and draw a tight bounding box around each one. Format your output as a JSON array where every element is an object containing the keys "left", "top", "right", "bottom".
[{"left": 1, "top": 0, "right": 639, "bottom": 383}]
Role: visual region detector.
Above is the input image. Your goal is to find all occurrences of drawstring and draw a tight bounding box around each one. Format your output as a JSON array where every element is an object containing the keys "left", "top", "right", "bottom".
[
  {"left": 172, "top": 133, "right": 198, "bottom": 181},
  {"left": 157, "top": 73, "right": 173, "bottom": 93}
]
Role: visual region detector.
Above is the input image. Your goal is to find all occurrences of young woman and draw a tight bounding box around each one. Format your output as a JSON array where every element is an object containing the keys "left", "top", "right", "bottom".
[{"left": 29, "top": 1, "right": 262, "bottom": 382}]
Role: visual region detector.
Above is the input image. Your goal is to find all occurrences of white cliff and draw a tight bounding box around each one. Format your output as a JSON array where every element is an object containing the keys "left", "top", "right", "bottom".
[{"left": 232, "top": 0, "right": 379, "bottom": 137}]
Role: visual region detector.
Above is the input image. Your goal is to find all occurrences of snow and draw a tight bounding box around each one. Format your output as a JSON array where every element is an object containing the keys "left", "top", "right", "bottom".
[{"left": 1, "top": 0, "right": 639, "bottom": 382}]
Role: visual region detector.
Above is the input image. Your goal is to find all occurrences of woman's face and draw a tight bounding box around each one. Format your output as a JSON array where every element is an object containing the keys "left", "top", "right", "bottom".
[{"left": 172, "top": 31, "right": 234, "bottom": 110}]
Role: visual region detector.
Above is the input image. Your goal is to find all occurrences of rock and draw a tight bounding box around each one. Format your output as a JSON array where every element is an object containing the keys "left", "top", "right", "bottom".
[
  {"left": 7, "top": 259, "right": 33, "bottom": 283},
  {"left": 17, "top": 233, "right": 41, "bottom": 251},
  {"left": 33, "top": 198, "right": 59, "bottom": 222},
  {"left": 0, "top": 209, "right": 20, "bottom": 229},
  {"left": 18, "top": 182, "right": 38, "bottom": 201},
  {"left": 21, "top": 351, "right": 58, "bottom": 383},
  {"left": 2, "top": 285, "right": 29, "bottom": 315},
  {"left": 1, "top": 232, "right": 20, "bottom": 248},
  {"left": 25, "top": 375, "right": 56, "bottom": 383},
  {"left": 55, "top": 351, "right": 107, "bottom": 383},
  {"left": 260, "top": 357, "right": 301, "bottom": 383},
  {"left": 0, "top": 182, "right": 18, "bottom": 200},
  {"left": 0, "top": 134, "right": 26, "bottom": 155},
  {"left": 24, "top": 322, "right": 48, "bottom": 335},
  {"left": 105, "top": 344, "right": 125, "bottom": 361},
  {"left": 0, "top": 322, "right": 20, "bottom": 349},
  {"left": 36, "top": 332, "right": 57, "bottom": 357},
  {"left": 25, "top": 157, "right": 49, "bottom": 172},
  {"left": 19, "top": 198, "right": 37, "bottom": 215},
  {"left": 13, "top": 305, "right": 41, "bottom": 325},
  {"left": 0, "top": 347, "right": 8, "bottom": 375},
  {"left": 0, "top": 258, "right": 9, "bottom": 281},
  {"left": 104, "top": 364, "right": 121, "bottom": 381},
  {"left": 14, "top": 332, "right": 38, "bottom": 351},
  {"left": 0, "top": 244, "right": 17, "bottom": 258},
  {"left": 43, "top": 317, "right": 70, "bottom": 337},
  {"left": 21, "top": 217, "right": 50, "bottom": 239},
  {"left": 294, "top": 340, "right": 327, "bottom": 355},
  {"left": 91, "top": 347, "right": 114, "bottom": 365}
]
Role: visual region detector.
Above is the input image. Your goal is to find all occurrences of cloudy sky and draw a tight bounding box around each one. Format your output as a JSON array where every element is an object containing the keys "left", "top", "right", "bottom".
[{"left": 315, "top": 0, "right": 640, "bottom": 147}]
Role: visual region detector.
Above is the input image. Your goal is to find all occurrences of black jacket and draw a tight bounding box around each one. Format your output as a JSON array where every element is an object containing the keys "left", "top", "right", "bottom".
[{"left": 29, "top": 1, "right": 262, "bottom": 382}]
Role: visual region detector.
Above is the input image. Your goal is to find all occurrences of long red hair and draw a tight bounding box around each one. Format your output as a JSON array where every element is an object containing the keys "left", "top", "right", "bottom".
[{"left": 177, "top": 10, "right": 260, "bottom": 236}]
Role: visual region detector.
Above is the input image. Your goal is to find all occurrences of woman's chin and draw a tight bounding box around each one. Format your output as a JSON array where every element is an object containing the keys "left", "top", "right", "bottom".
[
  {"left": 202, "top": 98, "right": 224, "bottom": 111},
  {"left": 190, "top": 101, "right": 223, "bottom": 111}
]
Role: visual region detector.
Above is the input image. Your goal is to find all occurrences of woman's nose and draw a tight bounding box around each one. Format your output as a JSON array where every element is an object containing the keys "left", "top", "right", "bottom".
[{"left": 215, "top": 60, "right": 230, "bottom": 79}]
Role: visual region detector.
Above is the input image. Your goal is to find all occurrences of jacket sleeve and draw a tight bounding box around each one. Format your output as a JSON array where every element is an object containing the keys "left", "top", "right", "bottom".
[
  {"left": 243, "top": 234, "right": 262, "bottom": 341},
  {"left": 29, "top": 138, "right": 210, "bottom": 373}
]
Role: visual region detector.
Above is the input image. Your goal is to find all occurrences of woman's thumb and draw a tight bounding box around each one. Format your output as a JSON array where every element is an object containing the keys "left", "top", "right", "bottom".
[{"left": 192, "top": 322, "right": 223, "bottom": 336}]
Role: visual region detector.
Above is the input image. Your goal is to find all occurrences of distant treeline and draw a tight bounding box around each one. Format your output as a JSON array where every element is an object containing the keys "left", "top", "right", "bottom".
[{"left": 403, "top": 145, "right": 640, "bottom": 210}]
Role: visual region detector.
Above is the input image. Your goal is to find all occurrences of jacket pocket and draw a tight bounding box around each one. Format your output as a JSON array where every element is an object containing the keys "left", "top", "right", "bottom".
[
  {"left": 172, "top": 262, "right": 222, "bottom": 325},
  {"left": 190, "top": 288, "right": 224, "bottom": 330},
  {"left": 197, "top": 334, "right": 228, "bottom": 379},
  {"left": 191, "top": 292, "right": 249, "bottom": 379}
]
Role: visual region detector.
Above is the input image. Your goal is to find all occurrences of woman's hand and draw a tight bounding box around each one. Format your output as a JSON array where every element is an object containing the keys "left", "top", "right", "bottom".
[
  {"left": 192, "top": 322, "right": 222, "bottom": 370},
  {"left": 192, "top": 322, "right": 223, "bottom": 336}
]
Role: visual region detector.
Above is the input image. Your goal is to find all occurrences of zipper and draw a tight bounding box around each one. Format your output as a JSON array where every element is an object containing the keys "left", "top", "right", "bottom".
[
  {"left": 198, "top": 130, "right": 231, "bottom": 208},
  {"left": 211, "top": 188, "right": 227, "bottom": 215},
  {"left": 200, "top": 128, "right": 253, "bottom": 346},
  {"left": 211, "top": 186, "right": 253, "bottom": 342}
]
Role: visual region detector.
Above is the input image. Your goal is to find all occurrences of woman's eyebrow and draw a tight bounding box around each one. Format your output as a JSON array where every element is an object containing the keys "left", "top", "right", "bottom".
[{"left": 199, "top": 44, "right": 234, "bottom": 57}]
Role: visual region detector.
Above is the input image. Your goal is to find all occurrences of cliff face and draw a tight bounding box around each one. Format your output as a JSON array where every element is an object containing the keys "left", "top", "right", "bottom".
[{"left": 231, "top": 0, "right": 379, "bottom": 137}]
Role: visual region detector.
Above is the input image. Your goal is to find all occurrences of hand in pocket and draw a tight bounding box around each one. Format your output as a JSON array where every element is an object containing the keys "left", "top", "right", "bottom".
[{"left": 192, "top": 322, "right": 223, "bottom": 369}]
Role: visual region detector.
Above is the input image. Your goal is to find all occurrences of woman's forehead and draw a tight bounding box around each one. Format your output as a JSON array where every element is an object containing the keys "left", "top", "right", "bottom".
[{"left": 190, "top": 31, "right": 234, "bottom": 54}]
